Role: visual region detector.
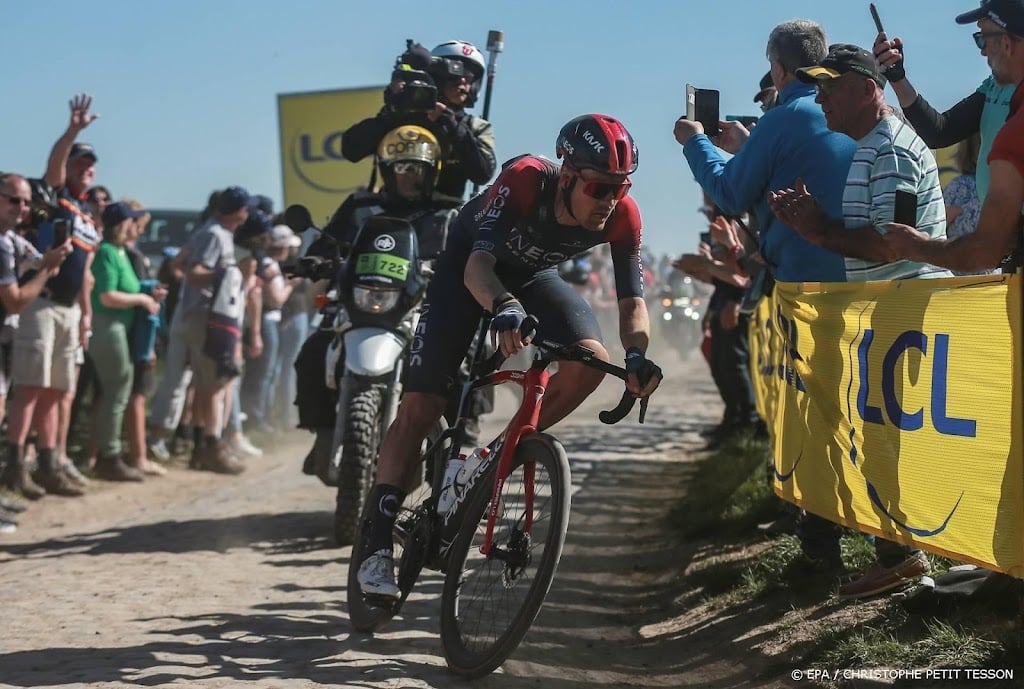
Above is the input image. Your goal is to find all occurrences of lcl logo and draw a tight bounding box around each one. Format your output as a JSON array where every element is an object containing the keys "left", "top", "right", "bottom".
[{"left": 289, "top": 131, "right": 350, "bottom": 194}]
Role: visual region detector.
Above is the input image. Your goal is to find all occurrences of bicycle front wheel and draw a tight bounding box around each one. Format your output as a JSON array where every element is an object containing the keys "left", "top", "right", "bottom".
[{"left": 439, "top": 432, "right": 571, "bottom": 678}]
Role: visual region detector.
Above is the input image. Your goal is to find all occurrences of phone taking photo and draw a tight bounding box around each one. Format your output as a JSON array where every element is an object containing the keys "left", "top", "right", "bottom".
[
  {"left": 893, "top": 189, "right": 917, "bottom": 227},
  {"left": 686, "top": 84, "right": 720, "bottom": 137},
  {"left": 869, "top": 2, "right": 885, "bottom": 34},
  {"left": 51, "top": 218, "right": 69, "bottom": 247}
]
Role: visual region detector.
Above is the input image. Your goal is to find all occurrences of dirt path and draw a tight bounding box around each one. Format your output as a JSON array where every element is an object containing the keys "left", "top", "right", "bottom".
[{"left": 0, "top": 350, "right": 794, "bottom": 689}]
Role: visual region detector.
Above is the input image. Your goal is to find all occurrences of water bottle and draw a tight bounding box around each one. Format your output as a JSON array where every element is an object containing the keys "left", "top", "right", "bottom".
[
  {"left": 455, "top": 446, "right": 491, "bottom": 493},
  {"left": 436, "top": 454, "right": 467, "bottom": 515}
]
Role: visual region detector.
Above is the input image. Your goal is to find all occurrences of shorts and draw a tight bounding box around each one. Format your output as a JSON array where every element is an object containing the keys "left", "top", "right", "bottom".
[
  {"left": 11, "top": 298, "right": 80, "bottom": 392},
  {"left": 405, "top": 247, "right": 603, "bottom": 397},
  {"left": 176, "top": 313, "right": 231, "bottom": 388},
  {"left": 132, "top": 360, "right": 156, "bottom": 397}
]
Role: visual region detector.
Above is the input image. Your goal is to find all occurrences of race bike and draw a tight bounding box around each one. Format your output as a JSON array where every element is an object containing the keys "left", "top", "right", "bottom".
[
  {"left": 285, "top": 204, "right": 450, "bottom": 545},
  {"left": 347, "top": 315, "right": 654, "bottom": 677}
]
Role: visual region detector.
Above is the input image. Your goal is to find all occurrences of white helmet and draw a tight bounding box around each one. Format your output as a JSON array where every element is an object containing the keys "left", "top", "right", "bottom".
[{"left": 430, "top": 40, "right": 486, "bottom": 106}]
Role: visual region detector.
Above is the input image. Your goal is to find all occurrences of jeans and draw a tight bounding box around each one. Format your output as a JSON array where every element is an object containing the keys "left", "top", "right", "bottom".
[
  {"left": 275, "top": 311, "right": 309, "bottom": 428},
  {"left": 241, "top": 313, "right": 280, "bottom": 426},
  {"left": 709, "top": 311, "right": 758, "bottom": 426},
  {"left": 149, "top": 310, "right": 193, "bottom": 431}
]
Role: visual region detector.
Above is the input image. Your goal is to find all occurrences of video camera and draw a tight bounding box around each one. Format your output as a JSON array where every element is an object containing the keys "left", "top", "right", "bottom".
[{"left": 386, "top": 39, "right": 440, "bottom": 114}]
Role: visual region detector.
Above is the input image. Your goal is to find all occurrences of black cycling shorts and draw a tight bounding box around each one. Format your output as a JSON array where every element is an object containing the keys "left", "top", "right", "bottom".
[{"left": 405, "top": 247, "right": 604, "bottom": 397}]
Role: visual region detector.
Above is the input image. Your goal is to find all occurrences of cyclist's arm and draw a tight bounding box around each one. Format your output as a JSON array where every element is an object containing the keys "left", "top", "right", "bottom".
[
  {"left": 464, "top": 250, "right": 510, "bottom": 311},
  {"left": 617, "top": 296, "right": 650, "bottom": 354}
]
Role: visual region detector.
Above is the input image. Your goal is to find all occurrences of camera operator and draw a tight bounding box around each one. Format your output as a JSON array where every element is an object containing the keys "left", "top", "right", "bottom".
[{"left": 341, "top": 40, "right": 496, "bottom": 202}]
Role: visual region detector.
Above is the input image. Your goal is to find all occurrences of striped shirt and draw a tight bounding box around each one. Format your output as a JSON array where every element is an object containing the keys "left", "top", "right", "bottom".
[{"left": 842, "top": 115, "right": 951, "bottom": 282}]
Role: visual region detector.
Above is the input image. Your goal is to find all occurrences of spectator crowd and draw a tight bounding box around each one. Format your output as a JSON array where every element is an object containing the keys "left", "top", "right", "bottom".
[{"left": 0, "top": 95, "right": 311, "bottom": 533}]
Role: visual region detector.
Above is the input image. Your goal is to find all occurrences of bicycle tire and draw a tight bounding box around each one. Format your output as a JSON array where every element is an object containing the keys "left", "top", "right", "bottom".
[{"left": 439, "top": 432, "right": 571, "bottom": 678}]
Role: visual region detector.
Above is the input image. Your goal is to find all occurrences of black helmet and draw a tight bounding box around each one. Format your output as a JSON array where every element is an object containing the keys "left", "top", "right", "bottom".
[{"left": 555, "top": 114, "right": 638, "bottom": 175}]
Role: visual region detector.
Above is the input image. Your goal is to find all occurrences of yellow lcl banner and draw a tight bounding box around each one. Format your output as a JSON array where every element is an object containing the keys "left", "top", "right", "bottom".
[
  {"left": 750, "top": 275, "right": 1024, "bottom": 576},
  {"left": 277, "top": 86, "right": 384, "bottom": 227}
]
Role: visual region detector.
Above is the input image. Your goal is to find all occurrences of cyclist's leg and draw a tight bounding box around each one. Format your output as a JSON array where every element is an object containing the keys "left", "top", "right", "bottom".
[
  {"left": 359, "top": 248, "right": 482, "bottom": 594},
  {"left": 518, "top": 269, "right": 607, "bottom": 430}
]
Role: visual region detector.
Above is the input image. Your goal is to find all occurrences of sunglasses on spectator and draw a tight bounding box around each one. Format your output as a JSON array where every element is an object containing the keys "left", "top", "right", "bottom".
[
  {"left": 974, "top": 30, "right": 1012, "bottom": 49},
  {"left": 2, "top": 193, "right": 30, "bottom": 207},
  {"left": 567, "top": 169, "right": 632, "bottom": 201}
]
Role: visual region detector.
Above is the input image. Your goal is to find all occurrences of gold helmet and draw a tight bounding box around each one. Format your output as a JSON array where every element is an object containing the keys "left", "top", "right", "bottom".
[{"left": 377, "top": 126, "right": 442, "bottom": 200}]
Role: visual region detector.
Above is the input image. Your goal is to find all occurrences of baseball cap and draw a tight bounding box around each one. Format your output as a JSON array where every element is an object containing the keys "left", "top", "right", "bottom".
[
  {"left": 796, "top": 44, "right": 886, "bottom": 87},
  {"left": 956, "top": 0, "right": 1024, "bottom": 35},
  {"left": 215, "top": 185, "right": 252, "bottom": 214},
  {"left": 101, "top": 201, "right": 145, "bottom": 228},
  {"left": 753, "top": 72, "right": 774, "bottom": 103},
  {"left": 69, "top": 142, "right": 98, "bottom": 163},
  {"left": 250, "top": 194, "right": 274, "bottom": 215},
  {"left": 270, "top": 224, "right": 301, "bottom": 248}
]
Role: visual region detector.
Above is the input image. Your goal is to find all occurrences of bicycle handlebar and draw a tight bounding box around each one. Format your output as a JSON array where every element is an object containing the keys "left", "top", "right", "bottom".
[{"left": 479, "top": 315, "right": 651, "bottom": 424}]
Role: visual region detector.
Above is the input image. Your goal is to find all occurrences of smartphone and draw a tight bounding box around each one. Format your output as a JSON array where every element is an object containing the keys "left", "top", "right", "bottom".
[
  {"left": 893, "top": 190, "right": 917, "bottom": 227},
  {"left": 699, "top": 231, "right": 712, "bottom": 245},
  {"left": 869, "top": 2, "right": 885, "bottom": 33},
  {"left": 51, "top": 218, "right": 69, "bottom": 247},
  {"left": 686, "top": 84, "right": 720, "bottom": 137}
]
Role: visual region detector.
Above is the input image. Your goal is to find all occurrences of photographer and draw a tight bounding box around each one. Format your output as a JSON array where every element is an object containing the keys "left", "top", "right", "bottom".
[
  {"left": 0, "top": 174, "right": 72, "bottom": 500},
  {"left": 341, "top": 40, "right": 496, "bottom": 201}
]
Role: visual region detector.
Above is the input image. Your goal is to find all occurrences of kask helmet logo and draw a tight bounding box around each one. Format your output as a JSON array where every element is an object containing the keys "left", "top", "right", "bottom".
[
  {"left": 374, "top": 234, "right": 396, "bottom": 252},
  {"left": 462, "top": 45, "right": 473, "bottom": 56}
]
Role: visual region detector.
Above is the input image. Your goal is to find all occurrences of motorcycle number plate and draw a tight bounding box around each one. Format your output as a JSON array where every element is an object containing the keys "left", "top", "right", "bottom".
[{"left": 356, "top": 253, "right": 411, "bottom": 281}]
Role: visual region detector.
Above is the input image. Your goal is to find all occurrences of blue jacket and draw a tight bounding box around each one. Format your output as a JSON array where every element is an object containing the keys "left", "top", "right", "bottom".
[{"left": 683, "top": 81, "right": 855, "bottom": 282}]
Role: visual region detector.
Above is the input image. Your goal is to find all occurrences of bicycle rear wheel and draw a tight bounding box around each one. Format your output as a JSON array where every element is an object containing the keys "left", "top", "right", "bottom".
[{"left": 439, "top": 432, "right": 571, "bottom": 678}]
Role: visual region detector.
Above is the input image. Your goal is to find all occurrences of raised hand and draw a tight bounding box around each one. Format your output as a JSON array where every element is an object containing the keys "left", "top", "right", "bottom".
[{"left": 68, "top": 93, "right": 100, "bottom": 132}]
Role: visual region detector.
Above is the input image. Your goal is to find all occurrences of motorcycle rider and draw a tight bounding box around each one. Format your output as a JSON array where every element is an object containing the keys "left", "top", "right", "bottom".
[
  {"left": 356, "top": 114, "right": 663, "bottom": 600},
  {"left": 340, "top": 40, "right": 496, "bottom": 202},
  {"left": 295, "top": 125, "right": 452, "bottom": 482}
]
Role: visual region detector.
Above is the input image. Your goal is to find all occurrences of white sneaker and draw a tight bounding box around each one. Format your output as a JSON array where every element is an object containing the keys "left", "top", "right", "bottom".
[
  {"left": 358, "top": 549, "right": 400, "bottom": 599},
  {"left": 228, "top": 435, "right": 263, "bottom": 458}
]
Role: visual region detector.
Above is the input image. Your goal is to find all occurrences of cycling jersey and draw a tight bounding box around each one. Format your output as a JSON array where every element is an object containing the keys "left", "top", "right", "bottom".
[
  {"left": 405, "top": 155, "right": 645, "bottom": 397},
  {"left": 451, "top": 156, "right": 644, "bottom": 298}
]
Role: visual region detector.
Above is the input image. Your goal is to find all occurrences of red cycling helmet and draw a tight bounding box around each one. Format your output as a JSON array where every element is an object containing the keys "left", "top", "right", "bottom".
[{"left": 555, "top": 114, "right": 638, "bottom": 175}]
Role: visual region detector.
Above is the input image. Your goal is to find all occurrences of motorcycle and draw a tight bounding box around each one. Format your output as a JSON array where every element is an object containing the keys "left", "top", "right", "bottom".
[
  {"left": 656, "top": 274, "right": 703, "bottom": 359},
  {"left": 286, "top": 204, "right": 450, "bottom": 545}
]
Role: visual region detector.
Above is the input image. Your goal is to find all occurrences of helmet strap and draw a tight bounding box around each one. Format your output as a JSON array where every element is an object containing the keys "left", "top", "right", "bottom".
[{"left": 560, "top": 174, "right": 579, "bottom": 222}]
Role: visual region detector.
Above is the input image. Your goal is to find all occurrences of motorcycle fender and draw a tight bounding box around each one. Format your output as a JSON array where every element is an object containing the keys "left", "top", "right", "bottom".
[{"left": 343, "top": 328, "right": 406, "bottom": 377}]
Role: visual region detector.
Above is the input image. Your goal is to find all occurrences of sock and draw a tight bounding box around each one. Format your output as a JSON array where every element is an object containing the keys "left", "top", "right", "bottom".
[
  {"left": 176, "top": 423, "right": 191, "bottom": 439},
  {"left": 204, "top": 435, "right": 220, "bottom": 449},
  {"left": 366, "top": 484, "right": 407, "bottom": 556},
  {"left": 193, "top": 427, "right": 204, "bottom": 449}
]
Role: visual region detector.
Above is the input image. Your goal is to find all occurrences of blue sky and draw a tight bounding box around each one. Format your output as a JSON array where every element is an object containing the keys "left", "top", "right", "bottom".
[{"left": 6, "top": 0, "right": 994, "bottom": 256}]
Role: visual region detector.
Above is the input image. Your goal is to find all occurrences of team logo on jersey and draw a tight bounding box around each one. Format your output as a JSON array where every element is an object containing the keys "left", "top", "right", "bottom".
[{"left": 373, "top": 235, "right": 396, "bottom": 252}]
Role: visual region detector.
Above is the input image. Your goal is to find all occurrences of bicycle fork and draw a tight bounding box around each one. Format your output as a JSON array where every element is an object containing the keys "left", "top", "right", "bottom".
[{"left": 479, "top": 367, "right": 549, "bottom": 557}]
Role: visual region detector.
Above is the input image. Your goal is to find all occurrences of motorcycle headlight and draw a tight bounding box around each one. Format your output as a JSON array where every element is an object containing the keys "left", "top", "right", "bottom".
[
  {"left": 662, "top": 312, "right": 672, "bottom": 321},
  {"left": 353, "top": 285, "right": 401, "bottom": 313}
]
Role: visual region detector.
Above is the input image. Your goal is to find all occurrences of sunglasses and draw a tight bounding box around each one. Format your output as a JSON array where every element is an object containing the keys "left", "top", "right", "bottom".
[
  {"left": 567, "top": 169, "right": 632, "bottom": 201},
  {"left": 974, "top": 30, "right": 1011, "bottom": 49},
  {"left": 2, "top": 193, "right": 30, "bottom": 207}
]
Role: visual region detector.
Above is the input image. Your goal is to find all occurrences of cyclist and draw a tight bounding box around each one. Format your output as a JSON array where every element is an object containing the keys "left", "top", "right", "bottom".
[
  {"left": 295, "top": 125, "right": 453, "bottom": 480},
  {"left": 357, "top": 113, "right": 663, "bottom": 599}
]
